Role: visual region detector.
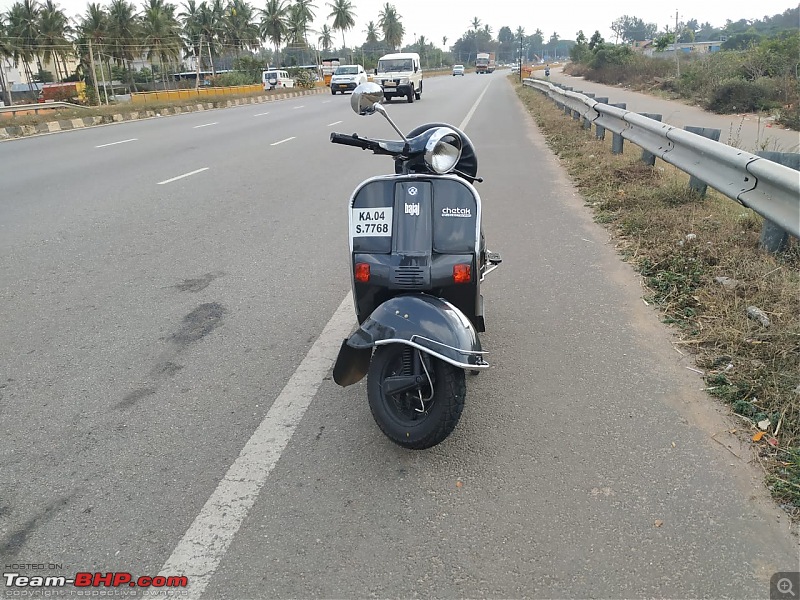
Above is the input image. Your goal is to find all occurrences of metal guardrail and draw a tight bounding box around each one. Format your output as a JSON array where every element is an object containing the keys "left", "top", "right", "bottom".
[
  {"left": 0, "top": 101, "right": 89, "bottom": 116},
  {"left": 523, "top": 78, "right": 800, "bottom": 242}
]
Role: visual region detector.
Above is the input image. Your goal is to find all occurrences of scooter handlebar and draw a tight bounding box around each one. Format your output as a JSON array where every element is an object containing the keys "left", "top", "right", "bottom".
[{"left": 330, "top": 132, "right": 380, "bottom": 151}]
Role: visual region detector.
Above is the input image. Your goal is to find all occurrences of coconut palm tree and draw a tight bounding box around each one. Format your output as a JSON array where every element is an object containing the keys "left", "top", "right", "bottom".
[
  {"left": 141, "top": 0, "right": 182, "bottom": 87},
  {"left": 317, "top": 23, "right": 332, "bottom": 51},
  {"left": 225, "top": 0, "right": 260, "bottom": 57},
  {"left": 259, "top": 0, "right": 287, "bottom": 66},
  {"left": 292, "top": 0, "right": 315, "bottom": 41},
  {"left": 106, "top": 0, "right": 140, "bottom": 91},
  {"left": 364, "top": 20, "right": 378, "bottom": 44},
  {"left": 179, "top": 0, "right": 203, "bottom": 67},
  {"left": 378, "top": 3, "right": 402, "bottom": 51},
  {"left": 0, "top": 14, "right": 14, "bottom": 104},
  {"left": 327, "top": 0, "right": 354, "bottom": 50},
  {"left": 6, "top": 0, "right": 42, "bottom": 90},
  {"left": 38, "top": 0, "right": 72, "bottom": 80},
  {"left": 78, "top": 2, "right": 109, "bottom": 102}
]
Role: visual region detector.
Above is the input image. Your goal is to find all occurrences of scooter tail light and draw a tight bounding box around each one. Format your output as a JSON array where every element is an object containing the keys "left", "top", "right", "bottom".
[
  {"left": 355, "top": 262, "right": 370, "bottom": 282},
  {"left": 453, "top": 264, "right": 471, "bottom": 284}
]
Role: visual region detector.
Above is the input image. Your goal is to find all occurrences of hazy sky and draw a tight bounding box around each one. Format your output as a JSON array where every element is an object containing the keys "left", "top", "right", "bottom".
[{"left": 1, "top": 0, "right": 796, "bottom": 49}]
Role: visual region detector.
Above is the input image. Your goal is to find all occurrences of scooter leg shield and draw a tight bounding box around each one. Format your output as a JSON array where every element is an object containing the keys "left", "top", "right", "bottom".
[{"left": 332, "top": 339, "right": 372, "bottom": 387}]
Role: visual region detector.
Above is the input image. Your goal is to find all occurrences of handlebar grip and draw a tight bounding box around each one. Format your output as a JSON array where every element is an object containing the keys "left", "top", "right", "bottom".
[{"left": 330, "top": 132, "right": 373, "bottom": 150}]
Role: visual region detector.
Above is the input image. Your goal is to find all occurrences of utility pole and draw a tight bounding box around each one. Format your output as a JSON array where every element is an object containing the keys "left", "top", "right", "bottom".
[
  {"left": 195, "top": 34, "right": 202, "bottom": 90},
  {"left": 674, "top": 9, "right": 680, "bottom": 77},
  {"left": 88, "top": 39, "right": 101, "bottom": 106}
]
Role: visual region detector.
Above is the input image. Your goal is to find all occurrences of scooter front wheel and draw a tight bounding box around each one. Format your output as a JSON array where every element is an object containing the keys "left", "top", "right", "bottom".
[{"left": 367, "top": 344, "right": 465, "bottom": 449}]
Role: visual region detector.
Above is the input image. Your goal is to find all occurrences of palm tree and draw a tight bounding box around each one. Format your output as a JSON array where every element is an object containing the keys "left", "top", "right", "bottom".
[
  {"left": 196, "top": 1, "right": 220, "bottom": 74},
  {"left": 327, "top": 0, "right": 354, "bottom": 50},
  {"left": 106, "top": 0, "right": 140, "bottom": 91},
  {"left": 141, "top": 0, "right": 181, "bottom": 87},
  {"left": 38, "top": 0, "right": 72, "bottom": 80},
  {"left": 6, "top": 0, "right": 42, "bottom": 91},
  {"left": 317, "top": 23, "right": 332, "bottom": 51},
  {"left": 259, "top": 0, "right": 287, "bottom": 67},
  {"left": 293, "top": 0, "right": 315, "bottom": 40},
  {"left": 364, "top": 20, "right": 378, "bottom": 44},
  {"left": 0, "top": 14, "right": 14, "bottom": 104},
  {"left": 416, "top": 33, "right": 427, "bottom": 66},
  {"left": 179, "top": 0, "right": 203, "bottom": 68},
  {"left": 378, "top": 3, "right": 402, "bottom": 51},
  {"left": 224, "top": 0, "right": 260, "bottom": 58},
  {"left": 470, "top": 16, "right": 481, "bottom": 62},
  {"left": 78, "top": 3, "right": 110, "bottom": 102}
]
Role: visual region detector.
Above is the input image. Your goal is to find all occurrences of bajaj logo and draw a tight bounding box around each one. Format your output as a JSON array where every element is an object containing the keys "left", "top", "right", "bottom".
[{"left": 405, "top": 203, "right": 420, "bottom": 216}]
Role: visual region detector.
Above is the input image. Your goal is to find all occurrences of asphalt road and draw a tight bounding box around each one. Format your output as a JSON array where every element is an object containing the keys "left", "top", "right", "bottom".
[{"left": 1, "top": 72, "right": 797, "bottom": 599}]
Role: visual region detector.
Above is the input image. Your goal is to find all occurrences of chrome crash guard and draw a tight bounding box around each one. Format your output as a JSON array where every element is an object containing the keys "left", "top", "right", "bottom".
[{"left": 332, "top": 294, "right": 489, "bottom": 387}]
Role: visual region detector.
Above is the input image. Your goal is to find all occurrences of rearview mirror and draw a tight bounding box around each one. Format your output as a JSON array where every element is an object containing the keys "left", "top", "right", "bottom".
[{"left": 351, "top": 82, "right": 384, "bottom": 116}]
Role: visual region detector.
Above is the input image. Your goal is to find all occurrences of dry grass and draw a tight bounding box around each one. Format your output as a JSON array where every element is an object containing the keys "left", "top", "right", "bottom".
[{"left": 516, "top": 81, "right": 800, "bottom": 516}]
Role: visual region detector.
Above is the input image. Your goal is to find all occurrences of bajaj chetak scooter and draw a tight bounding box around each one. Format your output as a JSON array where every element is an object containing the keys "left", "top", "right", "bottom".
[{"left": 331, "top": 82, "right": 501, "bottom": 449}]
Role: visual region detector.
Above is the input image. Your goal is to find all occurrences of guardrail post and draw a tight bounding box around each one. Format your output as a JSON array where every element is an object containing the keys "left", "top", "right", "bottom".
[
  {"left": 756, "top": 151, "right": 800, "bottom": 252},
  {"left": 684, "top": 126, "right": 721, "bottom": 196},
  {"left": 594, "top": 98, "right": 609, "bottom": 139},
  {"left": 610, "top": 103, "right": 627, "bottom": 154},
  {"left": 638, "top": 113, "right": 663, "bottom": 165},
  {"left": 581, "top": 93, "right": 596, "bottom": 129}
]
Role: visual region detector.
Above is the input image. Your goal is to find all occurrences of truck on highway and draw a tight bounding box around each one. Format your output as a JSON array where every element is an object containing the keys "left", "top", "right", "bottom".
[
  {"left": 476, "top": 52, "right": 490, "bottom": 74},
  {"left": 476, "top": 52, "right": 496, "bottom": 74}
]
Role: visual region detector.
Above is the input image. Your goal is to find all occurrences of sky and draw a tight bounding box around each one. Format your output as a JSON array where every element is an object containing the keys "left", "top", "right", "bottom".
[{"left": 1, "top": 0, "right": 797, "bottom": 49}]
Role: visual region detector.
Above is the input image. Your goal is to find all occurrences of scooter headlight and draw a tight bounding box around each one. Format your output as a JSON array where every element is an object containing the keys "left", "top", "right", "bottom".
[{"left": 424, "top": 127, "right": 463, "bottom": 175}]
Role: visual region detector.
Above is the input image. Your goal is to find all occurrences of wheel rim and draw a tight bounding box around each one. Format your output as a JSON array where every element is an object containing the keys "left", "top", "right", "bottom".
[{"left": 378, "top": 347, "right": 433, "bottom": 427}]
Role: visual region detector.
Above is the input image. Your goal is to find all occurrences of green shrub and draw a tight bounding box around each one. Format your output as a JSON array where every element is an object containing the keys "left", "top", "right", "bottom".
[{"left": 706, "top": 78, "right": 778, "bottom": 112}]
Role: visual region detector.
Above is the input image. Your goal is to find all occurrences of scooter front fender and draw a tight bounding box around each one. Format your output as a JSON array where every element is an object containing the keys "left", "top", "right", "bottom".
[{"left": 332, "top": 294, "right": 488, "bottom": 387}]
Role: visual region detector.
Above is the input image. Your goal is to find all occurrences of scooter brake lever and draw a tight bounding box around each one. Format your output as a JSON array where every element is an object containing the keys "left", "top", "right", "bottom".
[{"left": 452, "top": 168, "right": 483, "bottom": 184}]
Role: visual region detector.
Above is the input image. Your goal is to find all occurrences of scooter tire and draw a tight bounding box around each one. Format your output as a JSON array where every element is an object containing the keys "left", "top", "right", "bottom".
[{"left": 367, "top": 344, "right": 465, "bottom": 450}]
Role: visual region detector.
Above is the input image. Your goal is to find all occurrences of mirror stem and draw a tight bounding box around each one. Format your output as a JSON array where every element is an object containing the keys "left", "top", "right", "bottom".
[{"left": 374, "top": 104, "right": 408, "bottom": 143}]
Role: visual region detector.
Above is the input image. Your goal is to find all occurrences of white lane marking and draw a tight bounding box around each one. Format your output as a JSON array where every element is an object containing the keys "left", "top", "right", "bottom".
[
  {"left": 254, "top": 112, "right": 270, "bottom": 117},
  {"left": 156, "top": 167, "right": 209, "bottom": 185},
  {"left": 270, "top": 137, "right": 296, "bottom": 146},
  {"left": 157, "top": 293, "right": 355, "bottom": 600},
  {"left": 193, "top": 122, "right": 218, "bottom": 129},
  {"left": 95, "top": 138, "right": 137, "bottom": 148},
  {"left": 322, "top": 100, "right": 332, "bottom": 104},
  {"left": 292, "top": 105, "right": 305, "bottom": 110},
  {"left": 459, "top": 82, "right": 492, "bottom": 131},
  {"left": 327, "top": 120, "right": 343, "bottom": 126}
]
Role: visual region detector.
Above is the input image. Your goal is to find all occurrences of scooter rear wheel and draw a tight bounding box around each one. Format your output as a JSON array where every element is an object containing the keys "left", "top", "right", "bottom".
[{"left": 367, "top": 344, "right": 465, "bottom": 449}]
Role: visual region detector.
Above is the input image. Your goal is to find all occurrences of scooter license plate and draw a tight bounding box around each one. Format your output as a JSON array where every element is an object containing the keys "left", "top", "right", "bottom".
[{"left": 351, "top": 207, "right": 393, "bottom": 237}]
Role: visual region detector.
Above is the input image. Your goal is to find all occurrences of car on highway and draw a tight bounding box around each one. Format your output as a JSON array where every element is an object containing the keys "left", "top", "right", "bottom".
[
  {"left": 262, "top": 69, "right": 294, "bottom": 90},
  {"left": 452, "top": 64, "right": 465, "bottom": 76},
  {"left": 330, "top": 64, "right": 368, "bottom": 94}
]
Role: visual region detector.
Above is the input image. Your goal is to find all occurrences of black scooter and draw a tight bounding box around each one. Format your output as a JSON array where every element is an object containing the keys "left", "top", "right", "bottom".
[{"left": 331, "top": 82, "right": 501, "bottom": 449}]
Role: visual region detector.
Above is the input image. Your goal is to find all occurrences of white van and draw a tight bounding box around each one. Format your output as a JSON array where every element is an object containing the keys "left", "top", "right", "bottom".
[
  {"left": 374, "top": 52, "right": 422, "bottom": 103},
  {"left": 262, "top": 69, "right": 294, "bottom": 91}
]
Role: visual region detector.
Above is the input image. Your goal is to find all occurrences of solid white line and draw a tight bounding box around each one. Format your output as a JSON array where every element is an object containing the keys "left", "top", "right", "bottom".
[
  {"left": 254, "top": 112, "right": 270, "bottom": 116},
  {"left": 270, "top": 137, "right": 296, "bottom": 146},
  {"left": 327, "top": 120, "right": 342, "bottom": 126},
  {"left": 156, "top": 293, "right": 355, "bottom": 600},
  {"left": 292, "top": 105, "right": 305, "bottom": 110},
  {"left": 193, "top": 122, "right": 218, "bottom": 129},
  {"left": 459, "top": 81, "right": 492, "bottom": 131},
  {"left": 156, "top": 167, "right": 209, "bottom": 185},
  {"left": 95, "top": 138, "right": 137, "bottom": 148}
]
